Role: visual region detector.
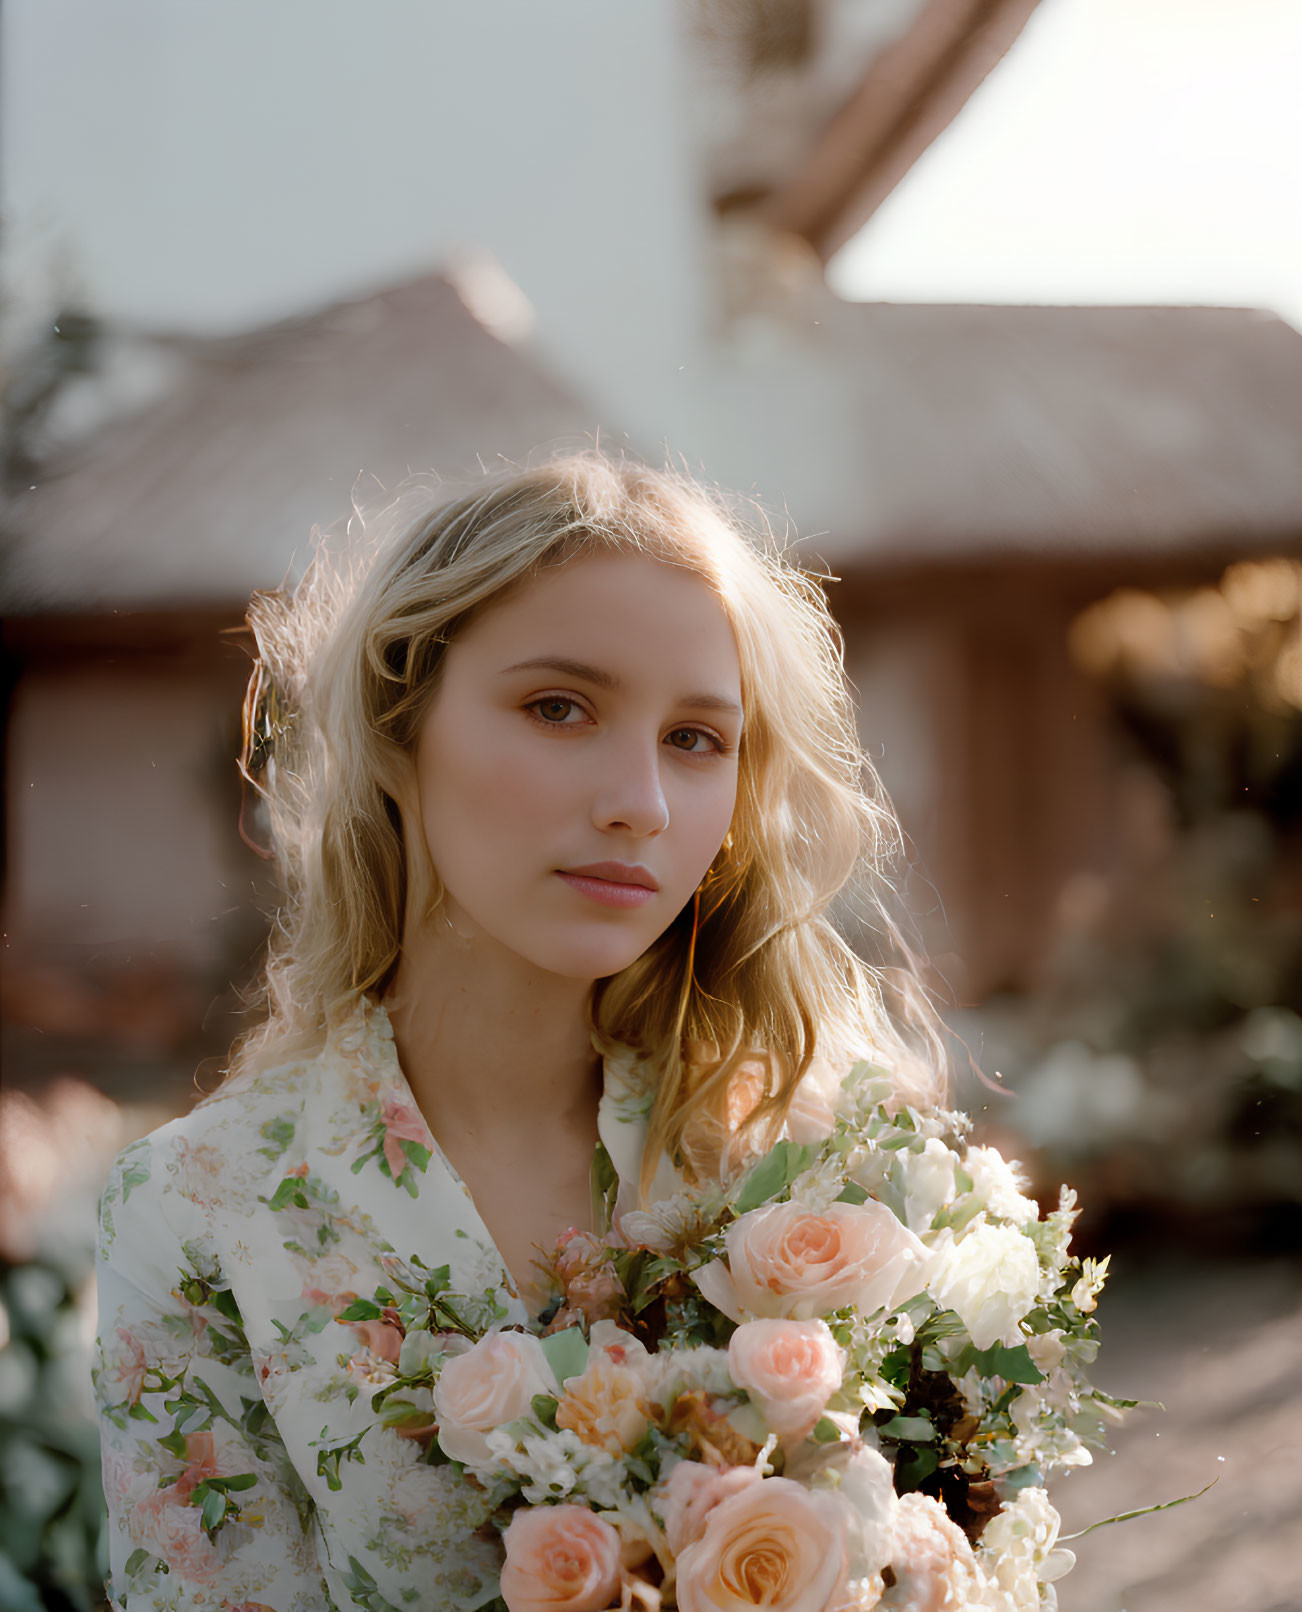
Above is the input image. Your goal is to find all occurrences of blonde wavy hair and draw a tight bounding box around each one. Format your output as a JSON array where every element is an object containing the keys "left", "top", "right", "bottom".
[{"left": 233, "top": 448, "right": 947, "bottom": 1199}]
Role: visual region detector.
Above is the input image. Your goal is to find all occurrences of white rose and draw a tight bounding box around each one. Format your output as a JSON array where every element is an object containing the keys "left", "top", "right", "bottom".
[
  {"left": 963, "top": 1146, "right": 1039, "bottom": 1226},
  {"left": 897, "top": 1138, "right": 958, "bottom": 1232},
  {"left": 1023, "top": 1330, "right": 1066, "bottom": 1377},
  {"left": 827, "top": 1445, "right": 898, "bottom": 1580},
  {"left": 927, "top": 1223, "right": 1041, "bottom": 1350},
  {"left": 432, "top": 1329, "right": 558, "bottom": 1468},
  {"left": 978, "top": 1487, "right": 1075, "bottom": 1610}
]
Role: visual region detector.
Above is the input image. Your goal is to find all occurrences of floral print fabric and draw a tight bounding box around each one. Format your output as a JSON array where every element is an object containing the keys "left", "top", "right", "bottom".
[{"left": 92, "top": 998, "right": 677, "bottom": 1611}]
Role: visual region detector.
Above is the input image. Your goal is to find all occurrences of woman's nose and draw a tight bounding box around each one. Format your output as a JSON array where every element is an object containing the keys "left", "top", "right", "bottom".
[{"left": 591, "top": 734, "right": 670, "bottom": 837}]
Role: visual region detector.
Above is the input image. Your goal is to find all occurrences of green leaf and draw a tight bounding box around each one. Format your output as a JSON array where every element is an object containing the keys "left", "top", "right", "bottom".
[
  {"left": 124, "top": 1548, "right": 152, "bottom": 1576},
  {"left": 345, "top": 1554, "right": 378, "bottom": 1591},
  {"left": 835, "top": 1181, "right": 869, "bottom": 1205},
  {"left": 540, "top": 1326, "right": 589, "bottom": 1386},
  {"left": 894, "top": 1444, "right": 939, "bottom": 1491},
  {"left": 199, "top": 1486, "right": 227, "bottom": 1534},
  {"left": 399, "top": 1138, "right": 432, "bottom": 1173},
  {"left": 877, "top": 1415, "right": 937, "bottom": 1443},
  {"left": 211, "top": 1472, "right": 257, "bottom": 1493},
  {"left": 964, "top": 1343, "right": 1045, "bottom": 1385},
  {"left": 121, "top": 1161, "right": 151, "bottom": 1202},
  {"left": 530, "top": 1394, "right": 560, "bottom": 1431},
  {"left": 422, "top": 1265, "right": 452, "bottom": 1297},
  {"left": 629, "top": 1255, "right": 683, "bottom": 1312},
  {"left": 810, "top": 1415, "right": 842, "bottom": 1444},
  {"left": 732, "top": 1139, "right": 818, "bottom": 1214},
  {"left": 156, "top": 1428, "right": 188, "bottom": 1459},
  {"left": 211, "top": 1287, "right": 243, "bottom": 1326},
  {"left": 258, "top": 1116, "right": 296, "bottom": 1159},
  {"left": 266, "top": 1177, "right": 307, "bottom": 1212},
  {"left": 932, "top": 1195, "right": 985, "bottom": 1235},
  {"left": 337, "top": 1298, "right": 383, "bottom": 1323},
  {"left": 127, "top": 1400, "right": 159, "bottom": 1423},
  {"left": 316, "top": 1430, "right": 367, "bottom": 1492}
]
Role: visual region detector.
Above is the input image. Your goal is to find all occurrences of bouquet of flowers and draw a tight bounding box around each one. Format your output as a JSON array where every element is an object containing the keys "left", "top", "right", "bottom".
[{"left": 330, "top": 1063, "right": 1129, "bottom": 1612}]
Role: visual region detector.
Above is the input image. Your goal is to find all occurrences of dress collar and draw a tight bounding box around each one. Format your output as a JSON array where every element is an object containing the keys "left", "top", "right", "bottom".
[{"left": 341, "top": 995, "right": 688, "bottom": 1229}]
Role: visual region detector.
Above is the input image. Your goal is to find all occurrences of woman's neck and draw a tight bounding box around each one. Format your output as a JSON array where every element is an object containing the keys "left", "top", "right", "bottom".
[{"left": 382, "top": 905, "right": 603, "bottom": 1152}]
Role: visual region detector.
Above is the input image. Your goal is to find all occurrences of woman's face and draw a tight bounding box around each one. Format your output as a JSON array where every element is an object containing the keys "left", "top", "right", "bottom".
[{"left": 409, "top": 549, "right": 743, "bottom": 980}]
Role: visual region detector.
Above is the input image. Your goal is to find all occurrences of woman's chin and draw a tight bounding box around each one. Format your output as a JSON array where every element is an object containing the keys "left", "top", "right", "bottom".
[{"left": 520, "top": 930, "right": 654, "bottom": 983}]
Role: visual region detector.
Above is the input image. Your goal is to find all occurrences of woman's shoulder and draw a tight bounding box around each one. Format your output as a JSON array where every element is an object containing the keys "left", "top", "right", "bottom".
[{"left": 96, "top": 1043, "right": 327, "bottom": 1263}]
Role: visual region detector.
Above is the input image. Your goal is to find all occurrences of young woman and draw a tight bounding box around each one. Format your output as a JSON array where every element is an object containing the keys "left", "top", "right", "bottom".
[{"left": 92, "top": 450, "right": 944, "bottom": 1611}]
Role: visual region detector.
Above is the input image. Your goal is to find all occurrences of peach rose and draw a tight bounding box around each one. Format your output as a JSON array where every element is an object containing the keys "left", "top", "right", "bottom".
[
  {"left": 379, "top": 1090, "right": 433, "bottom": 1179},
  {"left": 674, "top": 1476, "right": 847, "bottom": 1612},
  {"left": 727, "top": 1319, "right": 843, "bottom": 1443},
  {"left": 555, "top": 1228, "right": 627, "bottom": 1325},
  {"left": 557, "top": 1355, "right": 654, "bottom": 1457},
  {"left": 653, "top": 1460, "right": 765, "bottom": 1557},
  {"left": 131, "top": 1489, "right": 221, "bottom": 1585},
  {"left": 432, "top": 1329, "right": 557, "bottom": 1467},
  {"left": 170, "top": 1430, "right": 219, "bottom": 1504},
  {"left": 499, "top": 1504, "right": 623, "bottom": 1612},
  {"left": 347, "top": 1316, "right": 403, "bottom": 1364},
  {"left": 107, "top": 1326, "right": 149, "bottom": 1407},
  {"left": 693, "top": 1200, "right": 928, "bottom": 1323}
]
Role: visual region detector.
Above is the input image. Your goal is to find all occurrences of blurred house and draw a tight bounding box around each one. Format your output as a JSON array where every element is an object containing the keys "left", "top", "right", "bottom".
[{"left": 5, "top": 0, "right": 1302, "bottom": 1105}]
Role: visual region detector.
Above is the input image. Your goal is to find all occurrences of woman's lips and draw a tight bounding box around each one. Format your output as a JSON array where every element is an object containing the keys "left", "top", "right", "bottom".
[{"left": 555, "top": 871, "right": 657, "bottom": 909}]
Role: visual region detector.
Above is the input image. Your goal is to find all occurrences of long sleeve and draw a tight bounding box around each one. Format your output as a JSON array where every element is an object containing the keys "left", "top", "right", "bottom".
[{"left": 93, "top": 1132, "right": 338, "bottom": 1612}]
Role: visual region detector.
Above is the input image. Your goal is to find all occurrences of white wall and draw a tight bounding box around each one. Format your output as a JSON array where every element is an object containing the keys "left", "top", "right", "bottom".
[
  {"left": 1, "top": 0, "right": 922, "bottom": 554},
  {"left": 3, "top": 0, "right": 710, "bottom": 445}
]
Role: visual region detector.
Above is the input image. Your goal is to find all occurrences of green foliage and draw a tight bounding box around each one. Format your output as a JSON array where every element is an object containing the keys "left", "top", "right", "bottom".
[
  {"left": 956, "top": 1342, "right": 1046, "bottom": 1385},
  {"left": 529, "top": 1395, "right": 560, "bottom": 1432},
  {"left": 341, "top": 1551, "right": 405, "bottom": 1612},
  {"left": 538, "top": 1326, "right": 588, "bottom": 1386},
  {"left": 0, "top": 1258, "right": 110, "bottom": 1611},
  {"left": 258, "top": 1116, "right": 296, "bottom": 1162},
  {"left": 187, "top": 1472, "right": 258, "bottom": 1542},
  {"left": 730, "top": 1139, "right": 819, "bottom": 1215},
  {"left": 315, "top": 1428, "right": 368, "bottom": 1493}
]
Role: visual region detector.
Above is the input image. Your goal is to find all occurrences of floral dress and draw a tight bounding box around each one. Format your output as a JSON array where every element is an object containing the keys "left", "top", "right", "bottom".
[{"left": 92, "top": 996, "right": 685, "bottom": 1611}]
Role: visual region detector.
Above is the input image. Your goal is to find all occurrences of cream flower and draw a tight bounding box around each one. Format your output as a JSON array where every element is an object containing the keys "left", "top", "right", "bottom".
[
  {"left": 896, "top": 1140, "right": 958, "bottom": 1233},
  {"left": 432, "top": 1328, "right": 557, "bottom": 1467},
  {"left": 962, "top": 1148, "right": 1039, "bottom": 1227},
  {"left": 879, "top": 1492, "right": 981, "bottom": 1611},
  {"left": 978, "top": 1487, "right": 1075, "bottom": 1610},
  {"left": 556, "top": 1354, "right": 654, "bottom": 1457},
  {"left": 926, "top": 1223, "right": 1041, "bottom": 1351}
]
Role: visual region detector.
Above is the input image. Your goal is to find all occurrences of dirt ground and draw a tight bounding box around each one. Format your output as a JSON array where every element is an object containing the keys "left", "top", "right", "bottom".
[{"left": 1052, "top": 1254, "right": 1302, "bottom": 1612}]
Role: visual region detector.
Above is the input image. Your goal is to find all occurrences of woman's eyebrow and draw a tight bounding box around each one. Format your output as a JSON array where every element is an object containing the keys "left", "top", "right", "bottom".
[{"left": 499, "top": 655, "right": 743, "bottom": 717}]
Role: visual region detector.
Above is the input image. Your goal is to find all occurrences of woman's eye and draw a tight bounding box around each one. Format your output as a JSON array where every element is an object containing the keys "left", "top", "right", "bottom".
[
  {"left": 526, "top": 699, "right": 725, "bottom": 754},
  {"left": 667, "top": 727, "right": 723, "bottom": 754},
  {"left": 527, "top": 696, "right": 585, "bottom": 725}
]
